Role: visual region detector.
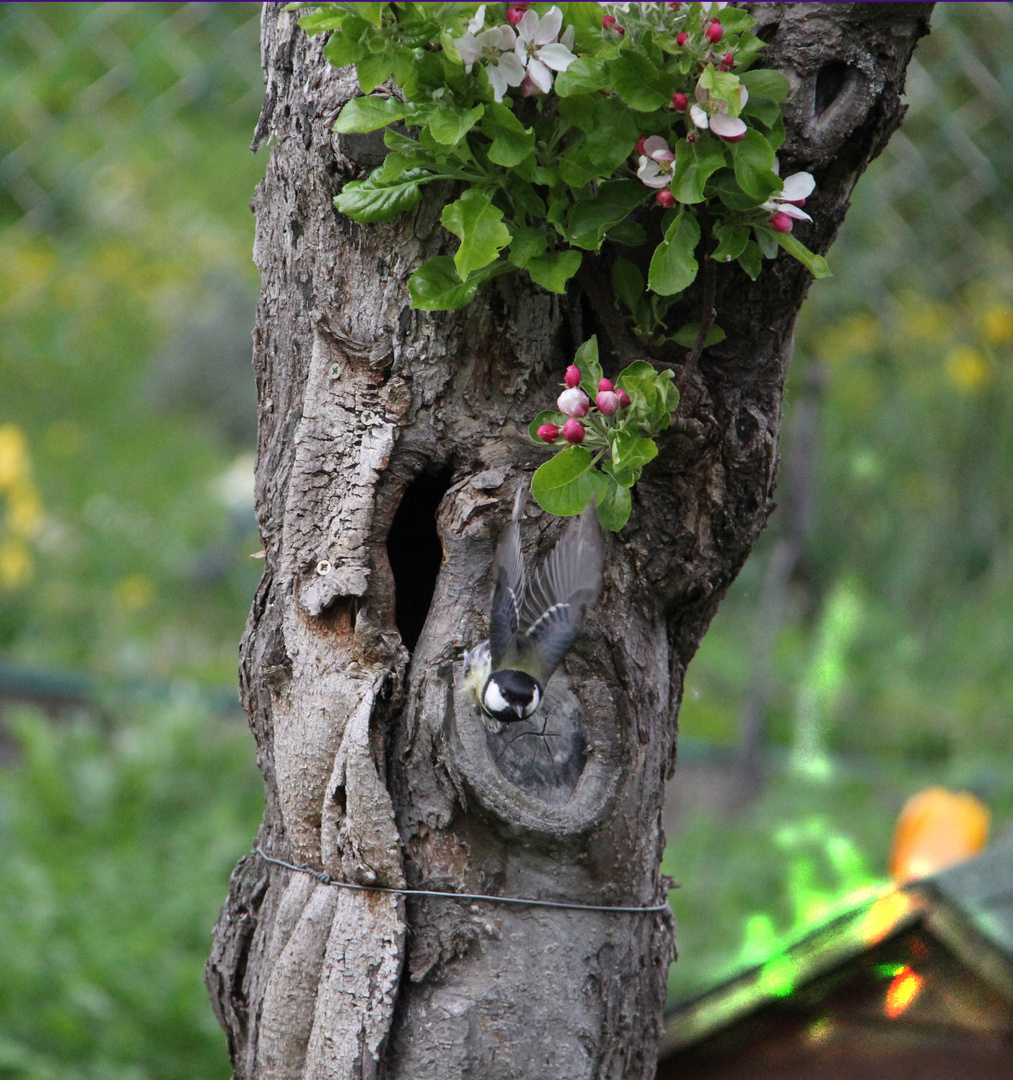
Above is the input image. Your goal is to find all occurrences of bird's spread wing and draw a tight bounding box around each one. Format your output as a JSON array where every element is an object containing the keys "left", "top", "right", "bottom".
[
  {"left": 488, "top": 489, "right": 526, "bottom": 670},
  {"left": 518, "top": 503, "right": 604, "bottom": 684}
]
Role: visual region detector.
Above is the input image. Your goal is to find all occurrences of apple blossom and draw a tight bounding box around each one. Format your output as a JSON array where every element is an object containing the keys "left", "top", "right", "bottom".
[
  {"left": 513, "top": 6, "right": 576, "bottom": 95},
  {"left": 596, "top": 390, "right": 619, "bottom": 416},
  {"left": 676, "top": 32, "right": 689, "bottom": 46},
  {"left": 506, "top": 6, "right": 524, "bottom": 25},
  {"left": 690, "top": 78, "right": 748, "bottom": 141},
  {"left": 761, "top": 161, "right": 816, "bottom": 230},
  {"left": 656, "top": 189, "right": 676, "bottom": 208},
  {"left": 705, "top": 20, "right": 723, "bottom": 43},
  {"left": 672, "top": 92, "right": 688, "bottom": 111},
  {"left": 562, "top": 418, "right": 586, "bottom": 444},
  {"left": 564, "top": 364, "right": 582, "bottom": 388},
  {"left": 537, "top": 423, "right": 561, "bottom": 443},
  {"left": 557, "top": 387, "right": 590, "bottom": 417},
  {"left": 637, "top": 135, "right": 676, "bottom": 189},
  {"left": 598, "top": 378, "right": 613, "bottom": 392},
  {"left": 453, "top": 12, "right": 525, "bottom": 103},
  {"left": 617, "top": 388, "right": 631, "bottom": 408}
]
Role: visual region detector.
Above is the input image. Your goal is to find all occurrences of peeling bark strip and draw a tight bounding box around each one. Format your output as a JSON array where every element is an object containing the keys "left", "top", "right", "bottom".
[{"left": 206, "top": 5, "right": 931, "bottom": 1078}]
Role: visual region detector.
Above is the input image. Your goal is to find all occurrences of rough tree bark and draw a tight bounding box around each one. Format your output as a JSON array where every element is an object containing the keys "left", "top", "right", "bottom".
[{"left": 206, "top": 4, "right": 932, "bottom": 1078}]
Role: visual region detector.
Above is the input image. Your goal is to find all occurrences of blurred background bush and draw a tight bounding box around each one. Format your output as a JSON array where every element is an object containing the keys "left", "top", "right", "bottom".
[{"left": 0, "top": 3, "right": 1011, "bottom": 1076}]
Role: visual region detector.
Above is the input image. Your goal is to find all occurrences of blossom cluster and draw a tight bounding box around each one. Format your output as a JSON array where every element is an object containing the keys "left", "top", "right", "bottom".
[{"left": 538, "top": 363, "right": 633, "bottom": 446}]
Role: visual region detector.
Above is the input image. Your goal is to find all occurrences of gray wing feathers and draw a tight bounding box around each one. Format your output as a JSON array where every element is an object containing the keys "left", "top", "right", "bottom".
[
  {"left": 488, "top": 490, "right": 526, "bottom": 668},
  {"left": 519, "top": 504, "right": 604, "bottom": 682}
]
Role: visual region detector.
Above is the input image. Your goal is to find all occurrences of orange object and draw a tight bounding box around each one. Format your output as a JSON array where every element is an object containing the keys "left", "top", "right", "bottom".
[
  {"left": 884, "top": 964, "right": 924, "bottom": 1018},
  {"left": 889, "top": 786, "right": 989, "bottom": 884}
]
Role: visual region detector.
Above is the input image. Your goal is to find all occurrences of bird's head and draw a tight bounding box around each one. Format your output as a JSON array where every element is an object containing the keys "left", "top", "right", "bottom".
[{"left": 481, "top": 669, "right": 542, "bottom": 723}]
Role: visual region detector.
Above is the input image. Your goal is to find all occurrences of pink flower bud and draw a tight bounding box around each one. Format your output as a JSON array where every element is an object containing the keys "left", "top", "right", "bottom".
[
  {"left": 536, "top": 423, "right": 560, "bottom": 444},
  {"left": 672, "top": 92, "right": 688, "bottom": 111},
  {"left": 598, "top": 378, "right": 613, "bottom": 392},
  {"left": 635, "top": 135, "right": 649, "bottom": 157},
  {"left": 562, "top": 418, "right": 586, "bottom": 444},
  {"left": 705, "top": 20, "right": 723, "bottom": 43},
  {"left": 596, "top": 390, "right": 619, "bottom": 416},
  {"left": 723, "top": 52, "right": 735, "bottom": 66},
  {"left": 506, "top": 6, "right": 524, "bottom": 25},
  {"left": 601, "top": 14, "right": 617, "bottom": 29},
  {"left": 557, "top": 387, "right": 590, "bottom": 417},
  {"left": 676, "top": 32, "right": 689, "bottom": 46},
  {"left": 656, "top": 189, "right": 676, "bottom": 209},
  {"left": 564, "top": 364, "right": 582, "bottom": 388},
  {"left": 617, "top": 387, "right": 631, "bottom": 408},
  {"left": 668, "top": 2, "right": 681, "bottom": 9},
  {"left": 686, "top": 131, "right": 698, "bottom": 144},
  {"left": 769, "top": 212, "right": 793, "bottom": 233}
]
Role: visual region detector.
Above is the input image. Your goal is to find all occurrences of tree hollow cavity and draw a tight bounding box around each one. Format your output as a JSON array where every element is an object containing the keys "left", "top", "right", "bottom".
[{"left": 386, "top": 467, "right": 453, "bottom": 652}]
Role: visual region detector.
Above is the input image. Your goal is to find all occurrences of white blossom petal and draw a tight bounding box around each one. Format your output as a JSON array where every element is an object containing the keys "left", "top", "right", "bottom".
[
  {"left": 776, "top": 203, "right": 812, "bottom": 222},
  {"left": 689, "top": 104, "right": 710, "bottom": 130},
  {"left": 781, "top": 172, "right": 816, "bottom": 202},
  {"left": 560, "top": 24, "right": 575, "bottom": 50},
  {"left": 526, "top": 57, "right": 554, "bottom": 93},
  {"left": 643, "top": 135, "right": 671, "bottom": 157},
  {"left": 535, "top": 6, "right": 564, "bottom": 45},
  {"left": 637, "top": 158, "right": 669, "bottom": 188},
  {"left": 515, "top": 8, "right": 540, "bottom": 43},
  {"left": 709, "top": 112, "right": 747, "bottom": 138},
  {"left": 467, "top": 4, "right": 487, "bottom": 34},
  {"left": 455, "top": 34, "right": 483, "bottom": 70},
  {"left": 536, "top": 41, "right": 576, "bottom": 72}
]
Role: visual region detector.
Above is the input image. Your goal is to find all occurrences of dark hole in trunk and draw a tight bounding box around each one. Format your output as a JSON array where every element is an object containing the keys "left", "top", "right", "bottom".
[
  {"left": 387, "top": 467, "right": 453, "bottom": 652},
  {"left": 815, "top": 61, "right": 850, "bottom": 118}
]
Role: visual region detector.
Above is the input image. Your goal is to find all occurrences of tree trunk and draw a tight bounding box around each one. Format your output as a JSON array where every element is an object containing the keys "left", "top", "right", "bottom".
[{"left": 206, "top": 4, "right": 931, "bottom": 1078}]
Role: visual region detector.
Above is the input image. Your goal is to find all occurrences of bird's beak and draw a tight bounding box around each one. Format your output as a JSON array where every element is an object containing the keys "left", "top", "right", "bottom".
[{"left": 513, "top": 704, "right": 525, "bottom": 719}]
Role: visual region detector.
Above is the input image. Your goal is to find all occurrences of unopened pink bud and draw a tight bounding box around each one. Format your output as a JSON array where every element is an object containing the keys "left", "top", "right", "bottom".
[
  {"left": 598, "top": 378, "right": 613, "bottom": 392},
  {"left": 602, "top": 14, "right": 616, "bottom": 29},
  {"left": 686, "top": 131, "right": 698, "bottom": 143},
  {"left": 705, "top": 20, "right": 723, "bottom": 43},
  {"left": 562, "top": 418, "right": 586, "bottom": 444},
  {"left": 635, "top": 135, "right": 649, "bottom": 157},
  {"left": 617, "top": 388, "right": 631, "bottom": 408},
  {"left": 676, "top": 32, "right": 689, "bottom": 46},
  {"left": 506, "top": 6, "right": 524, "bottom": 24},
  {"left": 723, "top": 52, "right": 734, "bottom": 66},
  {"left": 564, "top": 364, "right": 581, "bottom": 388},
  {"left": 656, "top": 189, "right": 676, "bottom": 209},
  {"left": 557, "top": 387, "right": 590, "bottom": 417},
  {"left": 596, "top": 390, "right": 619, "bottom": 416},
  {"left": 769, "top": 212, "right": 793, "bottom": 233},
  {"left": 672, "top": 92, "right": 688, "bottom": 111},
  {"left": 537, "top": 423, "right": 560, "bottom": 443}
]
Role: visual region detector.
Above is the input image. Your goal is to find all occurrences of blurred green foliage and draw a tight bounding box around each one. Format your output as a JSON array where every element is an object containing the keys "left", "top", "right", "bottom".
[
  {"left": 0, "top": 704, "right": 263, "bottom": 1080},
  {"left": 0, "top": 1, "right": 264, "bottom": 685}
]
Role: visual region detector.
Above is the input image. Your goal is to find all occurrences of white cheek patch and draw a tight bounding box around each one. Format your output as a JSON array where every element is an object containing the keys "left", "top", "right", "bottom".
[
  {"left": 483, "top": 679, "right": 511, "bottom": 717},
  {"left": 522, "top": 684, "right": 541, "bottom": 717}
]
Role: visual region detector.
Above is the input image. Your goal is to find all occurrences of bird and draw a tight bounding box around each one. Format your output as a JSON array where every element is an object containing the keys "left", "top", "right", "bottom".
[{"left": 463, "top": 490, "right": 604, "bottom": 728}]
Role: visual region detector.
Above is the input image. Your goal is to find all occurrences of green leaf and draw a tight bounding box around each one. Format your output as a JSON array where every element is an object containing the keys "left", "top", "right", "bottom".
[
  {"left": 609, "top": 430, "right": 658, "bottom": 487},
  {"left": 755, "top": 224, "right": 779, "bottom": 260},
  {"left": 526, "top": 250, "right": 582, "bottom": 294},
  {"left": 776, "top": 232, "right": 833, "bottom": 278},
  {"left": 742, "top": 96, "right": 782, "bottom": 129},
  {"left": 700, "top": 65, "right": 744, "bottom": 114},
  {"left": 611, "top": 258, "right": 644, "bottom": 315},
  {"left": 711, "top": 224, "right": 750, "bottom": 263},
  {"left": 568, "top": 180, "right": 649, "bottom": 251},
  {"left": 648, "top": 211, "right": 700, "bottom": 296},
  {"left": 334, "top": 95, "right": 412, "bottom": 134},
  {"left": 730, "top": 129, "right": 780, "bottom": 201},
  {"left": 508, "top": 227, "right": 549, "bottom": 267},
  {"left": 531, "top": 446, "right": 608, "bottom": 517},
  {"left": 607, "top": 220, "right": 647, "bottom": 247},
  {"left": 670, "top": 137, "right": 727, "bottom": 205},
  {"left": 574, "top": 336, "right": 603, "bottom": 398},
  {"left": 441, "top": 190, "right": 511, "bottom": 280},
  {"left": 739, "top": 68, "right": 791, "bottom": 103},
  {"left": 529, "top": 410, "right": 568, "bottom": 443},
  {"left": 672, "top": 323, "right": 726, "bottom": 348},
  {"left": 323, "top": 16, "right": 371, "bottom": 68},
  {"left": 555, "top": 57, "right": 608, "bottom": 97},
  {"left": 480, "top": 103, "right": 535, "bottom": 167},
  {"left": 407, "top": 256, "right": 512, "bottom": 311},
  {"left": 737, "top": 239, "right": 762, "bottom": 280},
  {"left": 610, "top": 52, "right": 670, "bottom": 112},
  {"left": 595, "top": 477, "right": 632, "bottom": 532},
  {"left": 428, "top": 103, "right": 484, "bottom": 146},
  {"left": 334, "top": 167, "right": 429, "bottom": 223},
  {"left": 356, "top": 46, "right": 399, "bottom": 95},
  {"left": 617, "top": 361, "right": 679, "bottom": 432}
]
